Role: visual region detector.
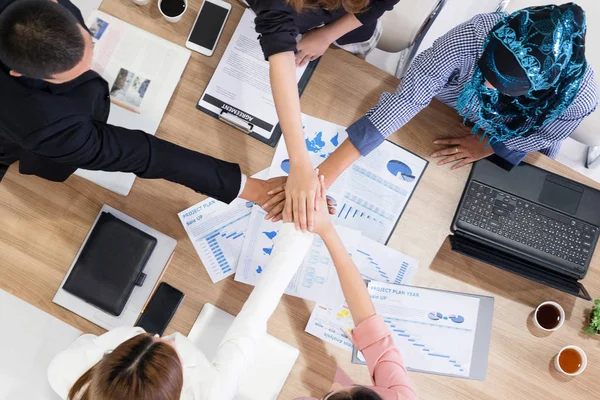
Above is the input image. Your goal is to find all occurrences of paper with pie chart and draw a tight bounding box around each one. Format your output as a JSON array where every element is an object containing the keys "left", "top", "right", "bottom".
[
  {"left": 178, "top": 169, "right": 268, "bottom": 283},
  {"left": 269, "top": 113, "right": 428, "bottom": 244},
  {"left": 358, "top": 281, "right": 483, "bottom": 378}
]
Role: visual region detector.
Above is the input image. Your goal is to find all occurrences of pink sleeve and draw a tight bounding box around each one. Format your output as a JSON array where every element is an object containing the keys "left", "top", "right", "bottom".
[{"left": 350, "top": 315, "right": 418, "bottom": 400}]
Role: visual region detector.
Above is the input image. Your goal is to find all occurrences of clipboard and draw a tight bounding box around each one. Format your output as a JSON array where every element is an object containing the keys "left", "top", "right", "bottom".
[
  {"left": 197, "top": 60, "right": 319, "bottom": 147},
  {"left": 351, "top": 281, "right": 494, "bottom": 381},
  {"left": 196, "top": 8, "right": 320, "bottom": 147}
]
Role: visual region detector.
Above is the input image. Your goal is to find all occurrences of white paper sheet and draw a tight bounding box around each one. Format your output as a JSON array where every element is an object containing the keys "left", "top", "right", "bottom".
[
  {"left": 368, "top": 282, "right": 481, "bottom": 377},
  {"left": 355, "top": 237, "right": 419, "bottom": 284},
  {"left": 75, "top": 11, "right": 191, "bottom": 195},
  {"left": 178, "top": 169, "right": 268, "bottom": 283},
  {"left": 198, "top": 8, "right": 308, "bottom": 140},
  {"left": 269, "top": 113, "right": 427, "bottom": 243},
  {"left": 305, "top": 242, "right": 418, "bottom": 352},
  {"left": 71, "top": 0, "right": 102, "bottom": 21},
  {"left": 305, "top": 303, "right": 356, "bottom": 351},
  {"left": 235, "top": 207, "right": 360, "bottom": 304}
]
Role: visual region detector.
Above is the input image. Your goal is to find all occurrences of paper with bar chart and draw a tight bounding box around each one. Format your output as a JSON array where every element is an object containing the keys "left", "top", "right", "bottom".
[
  {"left": 269, "top": 113, "right": 427, "bottom": 243},
  {"left": 235, "top": 207, "right": 360, "bottom": 304},
  {"left": 178, "top": 169, "right": 267, "bottom": 283},
  {"left": 364, "top": 281, "right": 481, "bottom": 377},
  {"left": 305, "top": 240, "right": 418, "bottom": 352}
]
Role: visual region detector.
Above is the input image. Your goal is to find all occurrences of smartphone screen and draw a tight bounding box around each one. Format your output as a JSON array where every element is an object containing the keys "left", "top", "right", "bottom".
[
  {"left": 136, "top": 283, "right": 184, "bottom": 336},
  {"left": 188, "top": 2, "right": 229, "bottom": 50}
]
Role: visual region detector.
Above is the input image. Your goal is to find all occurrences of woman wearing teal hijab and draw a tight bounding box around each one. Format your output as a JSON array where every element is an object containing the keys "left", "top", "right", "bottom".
[{"left": 308, "top": 3, "right": 598, "bottom": 187}]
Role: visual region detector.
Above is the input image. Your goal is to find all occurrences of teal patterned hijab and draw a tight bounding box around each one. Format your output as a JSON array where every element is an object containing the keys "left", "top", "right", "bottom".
[{"left": 456, "top": 3, "right": 588, "bottom": 144}]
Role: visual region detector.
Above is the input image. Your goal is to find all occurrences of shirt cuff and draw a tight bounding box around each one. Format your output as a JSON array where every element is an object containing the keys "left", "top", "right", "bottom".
[
  {"left": 346, "top": 116, "right": 386, "bottom": 156},
  {"left": 490, "top": 141, "right": 527, "bottom": 166},
  {"left": 349, "top": 314, "right": 390, "bottom": 350},
  {"left": 237, "top": 173, "right": 247, "bottom": 198}
]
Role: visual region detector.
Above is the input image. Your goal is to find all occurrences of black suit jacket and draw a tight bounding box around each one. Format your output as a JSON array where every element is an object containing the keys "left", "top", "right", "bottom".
[{"left": 0, "top": 0, "right": 241, "bottom": 203}]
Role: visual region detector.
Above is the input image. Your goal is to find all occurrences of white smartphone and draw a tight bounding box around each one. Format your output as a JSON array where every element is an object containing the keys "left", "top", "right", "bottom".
[{"left": 186, "top": 0, "right": 231, "bottom": 56}]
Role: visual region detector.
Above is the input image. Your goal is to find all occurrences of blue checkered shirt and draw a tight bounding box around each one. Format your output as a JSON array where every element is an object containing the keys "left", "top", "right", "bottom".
[{"left": 347, "top": 13, "right": 599, "bottom": 165}]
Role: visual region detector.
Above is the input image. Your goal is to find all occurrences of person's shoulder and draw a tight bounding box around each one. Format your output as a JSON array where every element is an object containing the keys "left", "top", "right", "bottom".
[
  {"left": 249, "top": 0, "right": 294, "bottom": 15},
  {"left": 463, "top": 12, "right": 504, "bottom": 37},
  {"left": 565, "top": 65, "right": 599, "bottom": 118}
]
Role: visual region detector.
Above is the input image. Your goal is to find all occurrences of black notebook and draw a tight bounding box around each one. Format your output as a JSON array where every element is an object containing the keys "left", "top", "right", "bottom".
[{"left": 63, "top": 212, "right": 157, "bottom": 316}]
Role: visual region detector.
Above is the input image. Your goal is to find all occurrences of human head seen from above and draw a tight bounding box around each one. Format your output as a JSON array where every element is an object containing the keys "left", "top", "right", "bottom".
[
  {"left": 321, "top": 382, "right": 384, "bottom": 400},
  {"left": 0, "top": 0, "right": 93, "bottom": 84}
]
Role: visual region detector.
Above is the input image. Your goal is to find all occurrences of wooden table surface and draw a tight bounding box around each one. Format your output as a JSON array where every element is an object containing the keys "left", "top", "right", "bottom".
[{"left": 1, "top": 1, "right": 599, "bottom": 399}]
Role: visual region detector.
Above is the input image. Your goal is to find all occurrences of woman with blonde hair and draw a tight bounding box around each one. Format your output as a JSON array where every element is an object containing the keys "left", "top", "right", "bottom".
[{"left": 248, "top": 0, "right": 399, "bottom": 234}]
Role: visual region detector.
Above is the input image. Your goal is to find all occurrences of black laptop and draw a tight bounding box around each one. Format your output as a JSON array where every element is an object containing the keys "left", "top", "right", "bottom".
[{"left": 450, "top": 158, "right": 600, "bottom": 300}]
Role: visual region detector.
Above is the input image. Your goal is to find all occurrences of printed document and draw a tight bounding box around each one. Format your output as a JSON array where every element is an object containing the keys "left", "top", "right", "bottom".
[
  {"left": 178, "top": 170, "right": 268, "bottom": 283},
  {"left": 367, "top": 282, "right": 481, "bottom": 377},
  {"left": 197, "top": 8, "right": 308, "bottom": 141},
  {"left": 235, "top": 207, "right": 360, "bottom": 304},
  {"left": 75, "top": 11, "right": 191, "bottom": 195},
  {"left": 305, "top": 239, "right": 418, "bottom": 352},
  {"left": 269, "top": 113, "right": 427, "bottom": 243}
]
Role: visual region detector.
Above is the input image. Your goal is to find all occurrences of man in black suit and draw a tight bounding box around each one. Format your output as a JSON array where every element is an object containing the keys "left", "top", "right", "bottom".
[{"left": 0, "top": 0, "right": 286, "bottom": 217}]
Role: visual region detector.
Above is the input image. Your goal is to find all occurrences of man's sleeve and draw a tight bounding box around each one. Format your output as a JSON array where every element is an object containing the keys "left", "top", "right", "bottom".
[
  {"left": 346, "top": 18, "right": 481, "bottom": 156},
  {"left": 22, "top": 119, "right": 242, "bottom": 203}
]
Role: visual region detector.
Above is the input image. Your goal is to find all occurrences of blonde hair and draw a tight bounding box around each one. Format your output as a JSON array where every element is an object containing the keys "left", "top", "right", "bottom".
[{"left": 286, "top": 0, "right": 369, "bottom": 14}]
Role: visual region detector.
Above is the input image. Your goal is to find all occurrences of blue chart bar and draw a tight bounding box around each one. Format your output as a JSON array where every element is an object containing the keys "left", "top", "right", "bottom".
[
  {"left": 207, "top": 237, "right": 231, "bottom": 274},
  {"left": 343, "top": 192, "right": 395, "bottom": 222},
  {"left": 226, "top": 232, "right": 237, "bottom": 239},
  {"left": 338, "top": 204, "right": 346, "bottom": 218},
  {"left": 206, "top": 232, "right": 220, "bottom": 240},
  {"left": 232, "top": 233, "right": 244, "bottom": 240},
  {"left": 352, "top": 164, "right": 408, "bottom": 196},
  {"left": 428, "top": 354, "right": 450, "bottom": 358}
]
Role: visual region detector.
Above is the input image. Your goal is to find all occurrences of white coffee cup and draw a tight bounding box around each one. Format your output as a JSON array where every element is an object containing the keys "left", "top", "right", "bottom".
[
  {"left": 533, "top": 301, "right": 565, "bottom": 332},
  {"left": 555, "top": 345, "right": 587, "bottom": 376},
  {"left": 158, "top": 0, "right": 188, "bottom": 23},
  {"left": 132, "top": 0, "right": 150, "bottom": 5}
]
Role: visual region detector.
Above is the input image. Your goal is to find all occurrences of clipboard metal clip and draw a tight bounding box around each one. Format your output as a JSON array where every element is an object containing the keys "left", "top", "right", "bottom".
[{"left": 219, "top": 109, "right": 254, "bottom": 134}]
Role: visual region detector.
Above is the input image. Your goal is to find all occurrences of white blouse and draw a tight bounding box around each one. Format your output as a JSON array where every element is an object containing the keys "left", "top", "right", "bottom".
[{"left": 48, "top": 223, "right": 314, "bottom": 400}]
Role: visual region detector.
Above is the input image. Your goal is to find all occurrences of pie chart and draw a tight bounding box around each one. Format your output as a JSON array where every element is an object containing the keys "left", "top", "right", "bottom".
[
  {"left": 387, "top": 160, "right": 415, "bottom": 182},
  {"left": 281, "top": 159, "right": 290, "bottom": 174}
]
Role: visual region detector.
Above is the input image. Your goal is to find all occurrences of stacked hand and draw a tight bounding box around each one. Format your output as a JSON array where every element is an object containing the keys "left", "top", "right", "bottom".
[
  {"left": 310, "top": 175, "right": 336, "bottom": 236},
  {"left": 243, "top": 176, "right": 286, "bottom": 221},
  {"left": 262, "top": 166, "right": 337, "bottom": 228}
]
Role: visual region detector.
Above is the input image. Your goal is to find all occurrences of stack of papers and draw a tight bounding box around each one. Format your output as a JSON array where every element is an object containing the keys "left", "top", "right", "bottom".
[{"left": 178, "top": 112, "right": 423, "bottom": 304}]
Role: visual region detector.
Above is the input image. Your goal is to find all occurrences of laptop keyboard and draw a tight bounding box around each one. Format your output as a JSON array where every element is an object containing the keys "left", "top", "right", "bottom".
[{"left": 457, "top": 181, "right": 597, "bottom": 273}]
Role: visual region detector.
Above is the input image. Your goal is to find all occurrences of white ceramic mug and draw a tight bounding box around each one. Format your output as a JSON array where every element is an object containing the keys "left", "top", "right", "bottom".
[
  {"left": 132, "top": 0, "right": 150, "bottom": 5},
  {"left": 533, "top": 301, "right": 565, "bottom": 332},
  {"left": 555, "top": 346, "right": 587, "bottom": 376},
  {"left": 158, "top": 0, "right": 188, "bottom": 23}
]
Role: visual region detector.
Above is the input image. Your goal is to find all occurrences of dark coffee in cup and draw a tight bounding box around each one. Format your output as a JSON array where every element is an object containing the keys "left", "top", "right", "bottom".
[
  {"left": 535, "top": 303, "right": 561, "bottom": 329},
  {"left": 160, "top": 0, "right": 186, "bottom": 17}
]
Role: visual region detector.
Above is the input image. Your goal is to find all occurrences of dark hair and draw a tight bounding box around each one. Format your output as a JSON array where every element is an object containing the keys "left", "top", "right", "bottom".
[
  {"left": 68, "top": 333, "right": 184, "bottom": 400},
  {"left": 0, "top": 0, "right": 86, "bottom": 78},
  {"left": 327, "top": 386, "right": 384, "bottom": 400}
]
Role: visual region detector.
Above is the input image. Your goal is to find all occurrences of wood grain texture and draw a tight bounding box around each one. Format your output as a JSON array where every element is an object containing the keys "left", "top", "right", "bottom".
[{"left": 0, "top": 1, "right": 598, "bottom": 398}]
